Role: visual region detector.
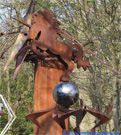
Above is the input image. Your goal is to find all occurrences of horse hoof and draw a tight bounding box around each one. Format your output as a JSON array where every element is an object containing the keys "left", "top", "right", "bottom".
[{"left": 60, "top": 76, "right": 70, "bottom": 82}]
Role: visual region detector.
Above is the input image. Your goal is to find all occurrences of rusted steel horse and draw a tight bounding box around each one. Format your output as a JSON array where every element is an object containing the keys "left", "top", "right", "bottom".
[
  {"left": 14, "top": 10, "right": 89, "bottom": 82},
  {"left": 13, "top": 9, "right": 112, "bottom": 134}
]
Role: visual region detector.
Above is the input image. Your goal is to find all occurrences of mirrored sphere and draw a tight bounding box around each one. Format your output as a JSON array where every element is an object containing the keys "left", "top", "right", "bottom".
[{"left": 53, "top": 82, "right": 79, "bottom": 108}]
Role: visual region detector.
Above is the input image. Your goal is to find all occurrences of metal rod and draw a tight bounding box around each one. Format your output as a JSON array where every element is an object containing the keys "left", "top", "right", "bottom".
[{"left": 0, "top": 94, "right": 16, "bottom": 135}]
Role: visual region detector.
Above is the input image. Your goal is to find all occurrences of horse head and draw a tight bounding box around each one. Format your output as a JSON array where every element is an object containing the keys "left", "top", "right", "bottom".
[{"left": 27, "top": 10, "right": 61, "bottom": 48}]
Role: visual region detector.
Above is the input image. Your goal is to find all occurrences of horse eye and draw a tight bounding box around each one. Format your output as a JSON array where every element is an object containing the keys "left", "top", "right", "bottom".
[
  {"left": 35, "top": 31, "right": 41, "bottom": 40},
  {"left": 24, "top": 33, "right": 28, "bottom": 36}
]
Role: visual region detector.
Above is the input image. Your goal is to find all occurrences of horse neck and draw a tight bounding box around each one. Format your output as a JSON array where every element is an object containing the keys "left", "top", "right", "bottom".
[{"left": 38, "top": 33, "right": 54, "bottom": 49}]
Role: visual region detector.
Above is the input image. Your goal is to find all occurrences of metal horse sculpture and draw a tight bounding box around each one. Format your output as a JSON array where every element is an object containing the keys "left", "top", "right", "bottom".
[
  {"left": 13, "top": 10, "right": 89, "bottom": 82},
  {"left": 4, "top": 4, "right": 111, "bottom": 134}
]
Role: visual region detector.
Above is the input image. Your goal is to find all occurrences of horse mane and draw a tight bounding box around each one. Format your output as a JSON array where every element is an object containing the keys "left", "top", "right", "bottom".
[{"left": 32, "top": 10, "right": 61, "bottom": 39}]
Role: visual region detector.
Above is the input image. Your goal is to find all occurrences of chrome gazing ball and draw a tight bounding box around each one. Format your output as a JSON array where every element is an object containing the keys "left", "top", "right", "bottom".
[{"left": 53, "top": 82, "right": 79, "bottom": 108}]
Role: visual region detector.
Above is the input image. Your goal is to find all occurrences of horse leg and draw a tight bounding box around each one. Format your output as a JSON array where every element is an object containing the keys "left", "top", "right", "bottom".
[{"left": 60, "top": 58, "right": 74, "bottom": 82}]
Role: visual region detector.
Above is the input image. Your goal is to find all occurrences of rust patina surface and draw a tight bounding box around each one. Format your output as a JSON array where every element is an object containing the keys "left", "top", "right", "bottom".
[
  {"left": 32, "top": 60, "right": 68, "bottom": 135},
  {"left": 27, "top": 99, "right": 112, "bottom": 134}
]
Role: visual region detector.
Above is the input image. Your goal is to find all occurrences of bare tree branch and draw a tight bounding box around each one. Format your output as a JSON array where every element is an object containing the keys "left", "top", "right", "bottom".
[
  {"left": 0, "top": 31, "right": 19, "bottom": 37},
  {"left": 60, "top": 29, "right": 121, "bottom": 76}
]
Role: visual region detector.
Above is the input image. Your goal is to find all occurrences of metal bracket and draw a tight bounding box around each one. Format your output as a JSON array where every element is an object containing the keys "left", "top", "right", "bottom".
[{"left": 0, "top": 94, "right": 16, "bottom": 135}]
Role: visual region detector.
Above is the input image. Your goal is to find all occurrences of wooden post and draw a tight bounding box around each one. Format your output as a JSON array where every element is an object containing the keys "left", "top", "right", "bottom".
[{"left": 34, "top": 59, "right": 68, "bottom": 135}]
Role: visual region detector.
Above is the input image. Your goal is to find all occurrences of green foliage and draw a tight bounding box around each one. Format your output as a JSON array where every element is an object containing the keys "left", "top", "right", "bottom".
[
  {"left": 109, "top": 0, "right": 115, "bottom": 4},
  {"left": 87, "top": 0, "right": 96, "bottom": 2},
  {"left": 0, "top": 65, "right": 34, "bottom": 134}
]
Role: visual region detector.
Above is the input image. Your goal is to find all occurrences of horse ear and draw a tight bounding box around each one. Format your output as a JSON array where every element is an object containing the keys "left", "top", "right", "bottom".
[{"left": 13, "top": 17, "right": 31, "bottom": 28}]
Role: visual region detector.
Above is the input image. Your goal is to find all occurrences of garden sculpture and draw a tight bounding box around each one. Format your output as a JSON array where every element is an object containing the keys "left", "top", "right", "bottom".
[
  {"left": 13, "top": 9, "right": 112, "bottom": 135},
  {"left": 13, "top": 9, "right": 89, "bottom": 82},
  {"left": 2, "top": 0, "right": 112, "bottom": 134}
]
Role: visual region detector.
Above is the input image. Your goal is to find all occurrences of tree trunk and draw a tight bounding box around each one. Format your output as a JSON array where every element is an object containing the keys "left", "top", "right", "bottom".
[
  {"left": 113, "top": 75, "right": 120, "bottom": 132},
  {"left": 119, "top": 3, "right": 121, "bottom": 133},
  {"left": 34, "top": 59, "right": 69, "bottom": 135}
]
